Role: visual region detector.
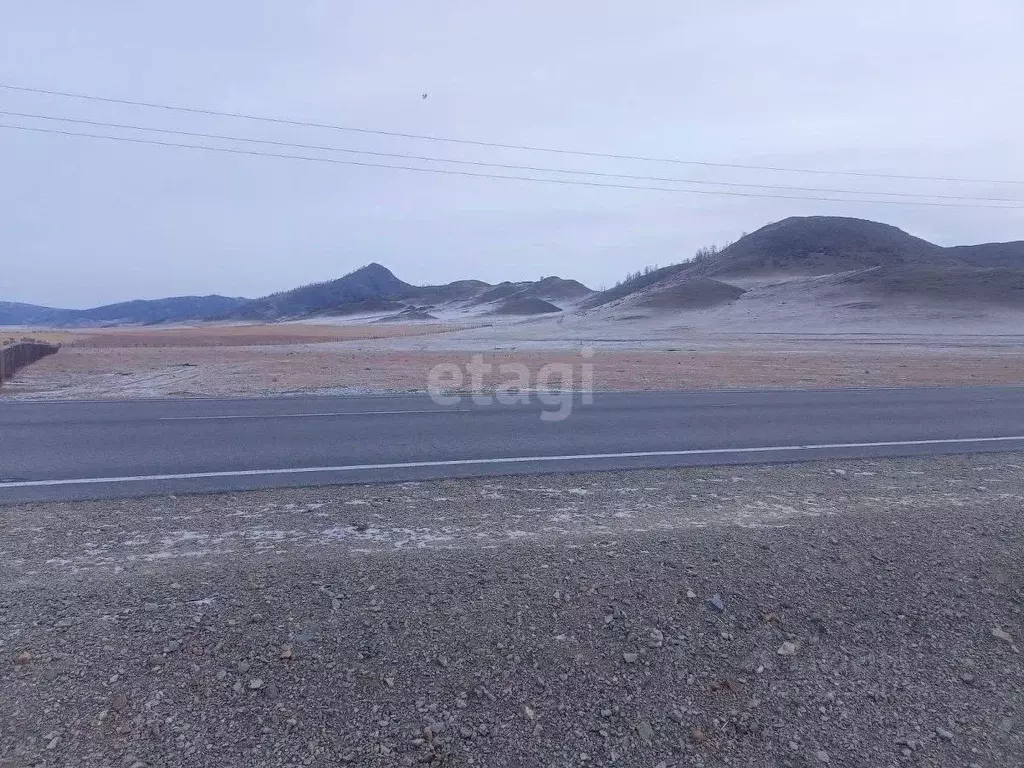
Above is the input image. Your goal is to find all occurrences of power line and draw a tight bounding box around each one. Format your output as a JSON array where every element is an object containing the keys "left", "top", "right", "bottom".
[
  {"left": 2, "top": 109, "right": 1017, "bottom": 204},
  {"left": 2, "top": 81, "right": 1021, "bottom": 186},
  {"left": 3, "top": 121, "right": 1021, "bottom": 210}
]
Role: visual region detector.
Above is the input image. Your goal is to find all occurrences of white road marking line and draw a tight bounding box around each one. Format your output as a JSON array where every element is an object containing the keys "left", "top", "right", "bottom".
[
  {"left": 159, "top": 409, "right": 468, "bottom": 420},
  {"left": 2, "top": 435, "right": 1024, "bottom": 489}
]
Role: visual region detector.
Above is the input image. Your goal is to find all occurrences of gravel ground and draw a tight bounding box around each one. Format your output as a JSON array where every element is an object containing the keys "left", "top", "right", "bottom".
[{"left": 2, "top": 455, "right": 1022, "bottom": 767}]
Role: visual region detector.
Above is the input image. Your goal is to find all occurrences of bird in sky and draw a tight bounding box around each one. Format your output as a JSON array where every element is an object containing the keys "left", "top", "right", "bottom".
[{"left": 422, "top": 92, "right": 428, "bottom": 100}]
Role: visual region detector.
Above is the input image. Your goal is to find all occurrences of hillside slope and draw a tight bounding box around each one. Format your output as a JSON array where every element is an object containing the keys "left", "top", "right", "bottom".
[
  {"left": 230, "top": 263, "right": 413, "bottom": 320},
  {"left": 231, "top": 268, "right": 592, "bottom": 320},
  {"left": 945, "top": 241, "right": 1024, "bottom": 269},
  {"left": 0, "top": 302, "right": 63, "bottom": 327},
  {"left": 687, "top": 216, "right": 947, "bottom": 278},
  {"left": 585, "top": 217, "right": 1024, "bottom": 318}
]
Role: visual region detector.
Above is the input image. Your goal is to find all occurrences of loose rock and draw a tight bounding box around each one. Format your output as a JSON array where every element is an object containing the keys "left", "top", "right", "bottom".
[{"left": 777, "top": 641, "right": 799, "bottom": 656}]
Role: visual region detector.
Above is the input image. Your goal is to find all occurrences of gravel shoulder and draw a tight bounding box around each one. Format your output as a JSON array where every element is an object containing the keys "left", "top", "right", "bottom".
[{"left": 2, "top": 455, "right": 1023, "bottom": 767}]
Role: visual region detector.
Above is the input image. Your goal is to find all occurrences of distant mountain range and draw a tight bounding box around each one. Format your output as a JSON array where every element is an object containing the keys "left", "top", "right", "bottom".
[
  {"left": 0, "top": 295, "right": 250, "bottom": 328},
  {"left": 223, "top": 265, "right": 592, "bottom": 323},
  {"left": 3, "top": 216, "right": 1023, "bottom": 327},
  {"left": 0, "top": 262, "right": 593, "bottom": 327}
]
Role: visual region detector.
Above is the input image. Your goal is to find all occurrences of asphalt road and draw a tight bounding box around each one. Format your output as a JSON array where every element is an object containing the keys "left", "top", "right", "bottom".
[{"left": 2, "top": 386, "right": 1024, "bottom": 503}]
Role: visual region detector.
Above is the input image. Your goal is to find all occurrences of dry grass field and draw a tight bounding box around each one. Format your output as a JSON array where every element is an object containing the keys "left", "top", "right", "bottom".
[
  {"left": 1, "top": 331, "right": 71, "bottom": 346},
  {"left": 29, "top": 323, "right": 458, "bottom": 348},
  {"left": 2, "top": 320, "right": 1023, "bottom": 400},
  {"left": 3, "top": 337, "right": 1024, "bottom": 400}
]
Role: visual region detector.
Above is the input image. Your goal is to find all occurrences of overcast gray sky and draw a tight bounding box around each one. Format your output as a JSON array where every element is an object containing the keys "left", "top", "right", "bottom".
[{"left": 2, "top": 0, "right": 1023, "bottom": 308}]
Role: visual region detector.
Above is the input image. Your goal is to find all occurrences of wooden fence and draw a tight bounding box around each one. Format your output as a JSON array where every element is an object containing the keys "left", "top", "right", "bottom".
[{"left": 0, "top": 340, "right": 61, "bottom": 387}]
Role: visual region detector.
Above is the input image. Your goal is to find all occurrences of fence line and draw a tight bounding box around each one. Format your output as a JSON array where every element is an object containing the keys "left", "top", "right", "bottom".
[{"left": 0, "top": 340, "right": 61, "bottom": 387}]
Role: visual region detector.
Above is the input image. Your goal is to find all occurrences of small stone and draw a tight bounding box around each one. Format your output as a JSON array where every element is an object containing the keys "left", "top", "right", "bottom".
[
  {"left": 248, "top": 678, "right": 264, "bottom": 690},
  {"left": 936, "top": 727, "right": 954, "bottom": 741},
  {"left": 992, "top": 626, "right": 1014, "bottom": 644},
  {"left": 708, "top": 594, "right": 725, "bottom": 613},
  {"left": 216, "top": 669, "right": 227, "bottom": 681},
  {"left": 648, "top": 629, "right": 664, "bottom": 648},
  {"left": 524, "top": 705, "right": 536, "bottom": 721},
  {"left": 635, "top": 720, "right": 655, "bottom": 743},
  {"left": 250, "top": 613, "right": 264, "bottom": 624},
  {"left": 14, "top": 651, "right": 31, "bottom": 666},
  {"left": 279, "top": 645, "right": 293, "bottom": 661},
  {"left": 111, "top": 693, "right": 128, "bottom": 712},
  {"left": 237, "top": 660, "right": 251, "bottom": 673},
  {"left": 685, "top": 589, "right": 697, "bottom": 600},
  {"left": 961, "top": 673, "right": 975, "bottom": 685},
  {"left": 622, "top": 652, "right": 639, "bottom": 664},
  {"left": 815, "top": 750, "right": 831, "bottom": 764},
  {"left": 46, "top": 737, "right": 61, "bottom": 750},
  {"left": 691, "top": 726, "right": 706, "bottom": 743},
  {"left": 777, "top": 641, "right": 799, "bottom": 656}
]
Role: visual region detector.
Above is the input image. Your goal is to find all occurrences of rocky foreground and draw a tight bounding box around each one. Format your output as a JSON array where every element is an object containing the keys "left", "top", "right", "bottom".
[{"left": 2, "top": 455, "right": 1022, "bottom": 767}]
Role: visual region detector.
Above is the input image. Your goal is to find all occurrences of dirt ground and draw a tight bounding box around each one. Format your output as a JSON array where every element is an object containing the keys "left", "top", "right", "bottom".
[{"left": 2, "top": 323, "right": 1024, "bottom": 399}]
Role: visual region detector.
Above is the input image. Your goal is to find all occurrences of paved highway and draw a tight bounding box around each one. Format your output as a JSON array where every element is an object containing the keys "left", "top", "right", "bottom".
[{"left": 2, "top": 386, "right": 1024, "bottom": 503}]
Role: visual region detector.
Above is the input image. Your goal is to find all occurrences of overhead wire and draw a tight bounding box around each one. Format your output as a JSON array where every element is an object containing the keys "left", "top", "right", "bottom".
[
  {"left": 1, "top": 109, "right": 1018, "bottom": 204},
  {"left": 2, "top": 122, "right": 1021, "bottom": 209},
  {"left": 2, "top": 82, "right": 1022, "bottom": 186}
]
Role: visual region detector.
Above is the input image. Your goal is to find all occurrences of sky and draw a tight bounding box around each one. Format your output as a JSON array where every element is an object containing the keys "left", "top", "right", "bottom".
[{"left": 2, "top": 0, "right": 1023, "bottom": 308}]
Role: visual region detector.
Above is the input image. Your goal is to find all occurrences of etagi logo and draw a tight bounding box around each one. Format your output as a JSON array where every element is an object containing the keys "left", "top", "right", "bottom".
[{"left": 426, "top": 348, "right": 594, "bottom": 422}]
